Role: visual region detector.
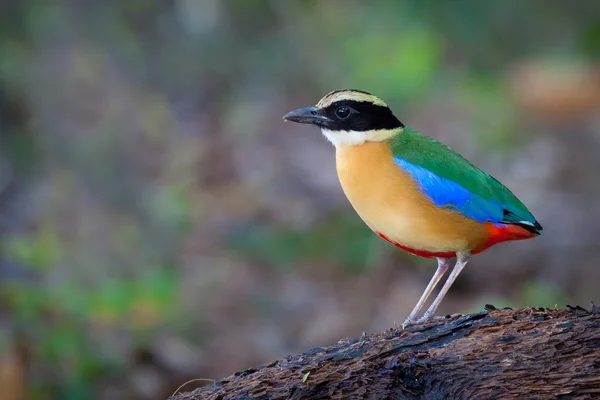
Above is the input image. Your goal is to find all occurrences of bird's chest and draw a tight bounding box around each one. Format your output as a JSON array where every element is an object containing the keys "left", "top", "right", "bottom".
[
  {"left": 335, "top": 143, "right": 430, "bottom": 246},
  {"left": 334, "top": 142, "right": 485, "bottom": 253}
]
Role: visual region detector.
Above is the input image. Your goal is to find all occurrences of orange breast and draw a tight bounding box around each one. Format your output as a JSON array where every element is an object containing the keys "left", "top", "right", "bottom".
[{"left": 335, "top": 141, "right": 490, "bottom": 254}]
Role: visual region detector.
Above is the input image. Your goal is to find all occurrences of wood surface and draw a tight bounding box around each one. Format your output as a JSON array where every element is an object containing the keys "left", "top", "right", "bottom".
[{"left": 171, "top": 305, "right": 600, "bottom": 400}]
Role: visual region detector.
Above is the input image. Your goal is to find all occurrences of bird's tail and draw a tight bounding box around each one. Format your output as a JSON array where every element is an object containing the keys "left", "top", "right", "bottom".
[{"left": 473, "top": 222, "right": 541, "bottom": 255}]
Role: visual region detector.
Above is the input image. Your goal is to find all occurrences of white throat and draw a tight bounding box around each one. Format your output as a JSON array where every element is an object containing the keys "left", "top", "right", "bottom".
[{"left": 320, "top": 128, "right": 400, "bottom": 147}]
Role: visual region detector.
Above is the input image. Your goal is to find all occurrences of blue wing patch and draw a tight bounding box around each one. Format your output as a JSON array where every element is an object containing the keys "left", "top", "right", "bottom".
[{"left": 394, "top": 157, "right": 505, "bottom": 224}]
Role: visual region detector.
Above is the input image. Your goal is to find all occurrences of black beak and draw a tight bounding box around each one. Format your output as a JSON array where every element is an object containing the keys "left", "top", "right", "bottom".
[{"left": 283, "top": 106, "right": 331, "bottom": 126}]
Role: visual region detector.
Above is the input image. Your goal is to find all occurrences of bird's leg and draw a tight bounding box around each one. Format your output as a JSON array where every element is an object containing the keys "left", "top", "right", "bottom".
[
  {"left": 402, "top": 257, "right": 451, "bottom": 328},
  {"left": 416, "top": 251, "right": 471, "bottom": 323}
]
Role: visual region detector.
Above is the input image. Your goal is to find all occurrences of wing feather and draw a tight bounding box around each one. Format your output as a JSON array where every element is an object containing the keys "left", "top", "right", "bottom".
[{"left": 391, "top": 129, "right": 542, "bottom": 232}]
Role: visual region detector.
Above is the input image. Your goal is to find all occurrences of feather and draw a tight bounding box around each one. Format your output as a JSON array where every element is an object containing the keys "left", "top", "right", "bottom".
[{"left": 391, "top": 128, "right": 542, "bottom": 233}]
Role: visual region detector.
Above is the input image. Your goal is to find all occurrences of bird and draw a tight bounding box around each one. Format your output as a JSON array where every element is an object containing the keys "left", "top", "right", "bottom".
[{"left": 283, "top": 89, "right": 542, "bottom": 327}]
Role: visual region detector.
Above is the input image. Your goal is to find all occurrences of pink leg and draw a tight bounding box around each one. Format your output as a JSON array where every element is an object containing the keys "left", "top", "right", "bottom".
[
  {"left": 416, "top": 251, "right": 471, "bottom": 323},
  {"left": 402, "top": 257, "right": 451, "bottom": 328}
]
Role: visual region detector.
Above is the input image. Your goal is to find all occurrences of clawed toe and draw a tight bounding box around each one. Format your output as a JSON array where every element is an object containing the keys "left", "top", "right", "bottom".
[
  {"left": 401, "top": 317, "right": 416, "bottom": 329},
  {"left": 415, "top": 316, "right": 429, "bottom": 324},
  {"left": 402, "top": 312, "right": 436, "bottom": 328}
]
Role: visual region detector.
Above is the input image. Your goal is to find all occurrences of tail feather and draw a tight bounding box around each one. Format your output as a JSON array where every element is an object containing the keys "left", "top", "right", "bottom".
[
  {"left": 474, "top": 222, "right": 539, "bottom": 255},
  {"left": 501, "top": 209, "right": 543, "bottom": 235},
  {"left": 513, "top": 220, "right": 543, "bottom": 235}
]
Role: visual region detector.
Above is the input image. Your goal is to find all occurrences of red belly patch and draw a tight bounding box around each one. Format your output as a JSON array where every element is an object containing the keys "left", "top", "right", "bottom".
[
  {"left": 376, "top": 222, "right": 537, "bottom": 260},
  {"left": 376, "top": 233, "right": 456, "bottom": 259}
]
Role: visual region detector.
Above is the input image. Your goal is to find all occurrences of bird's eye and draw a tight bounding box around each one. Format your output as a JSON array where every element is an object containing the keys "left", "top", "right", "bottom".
[{"left": 335, "top": 106, "right": 351, "bottom": 120}]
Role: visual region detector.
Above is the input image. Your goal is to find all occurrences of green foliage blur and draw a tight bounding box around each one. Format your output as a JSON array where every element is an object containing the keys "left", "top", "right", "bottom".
[{"left": 1, "top": 1, "right": 599, "bottom": 398}]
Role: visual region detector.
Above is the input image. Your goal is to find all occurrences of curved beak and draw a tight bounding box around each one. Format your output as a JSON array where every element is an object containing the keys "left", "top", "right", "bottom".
[{"left": 283, "top": 106, "right": 331, "bottom": 126}]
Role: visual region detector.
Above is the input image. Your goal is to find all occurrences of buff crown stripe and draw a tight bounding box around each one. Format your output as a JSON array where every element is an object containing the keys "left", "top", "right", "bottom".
[{"left": 317, "top": 90, "right": 388, "bottom": 109}]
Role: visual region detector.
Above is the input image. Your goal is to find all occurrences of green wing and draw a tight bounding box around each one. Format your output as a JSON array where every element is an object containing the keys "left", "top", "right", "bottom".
[{"left": 390, "top": 128, "right": 541, "bottom": 231}]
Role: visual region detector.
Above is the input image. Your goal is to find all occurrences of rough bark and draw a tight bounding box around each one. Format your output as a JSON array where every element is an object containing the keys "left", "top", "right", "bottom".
[{"left": 171, "top": 305, "right": 600, "bottom": 400}]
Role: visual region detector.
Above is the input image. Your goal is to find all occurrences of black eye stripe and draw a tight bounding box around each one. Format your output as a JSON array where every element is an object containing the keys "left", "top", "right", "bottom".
[
  {"left": 335, "top": 106, "right": 352, "bottom": 119},
  {"left": 319, "top": 100, "right": 404, "bottom": 131}
]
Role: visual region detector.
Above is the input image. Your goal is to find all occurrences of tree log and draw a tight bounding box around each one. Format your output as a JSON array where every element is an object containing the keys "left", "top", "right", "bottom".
[{"left": 171, "top": 306, "right": 600, "bottom": 400}]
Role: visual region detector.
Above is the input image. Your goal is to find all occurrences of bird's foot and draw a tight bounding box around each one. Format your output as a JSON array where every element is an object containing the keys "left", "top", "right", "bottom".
[
  {"left": 415, "top": 310, "right": 434, "bottom": 324},
  {"left": 401, "top": 317, "right": 417, "bottom": 329}
]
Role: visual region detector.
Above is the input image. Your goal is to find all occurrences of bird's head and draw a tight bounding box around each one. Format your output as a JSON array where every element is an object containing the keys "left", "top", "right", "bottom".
[{"left": 283, "top": 89, "right": 404, "bottom": 147}]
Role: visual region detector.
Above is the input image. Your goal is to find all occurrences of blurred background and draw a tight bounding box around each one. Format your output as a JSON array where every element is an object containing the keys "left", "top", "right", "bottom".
[{"left": 1, "top": 0, "right": 600, "bottom": 398}]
